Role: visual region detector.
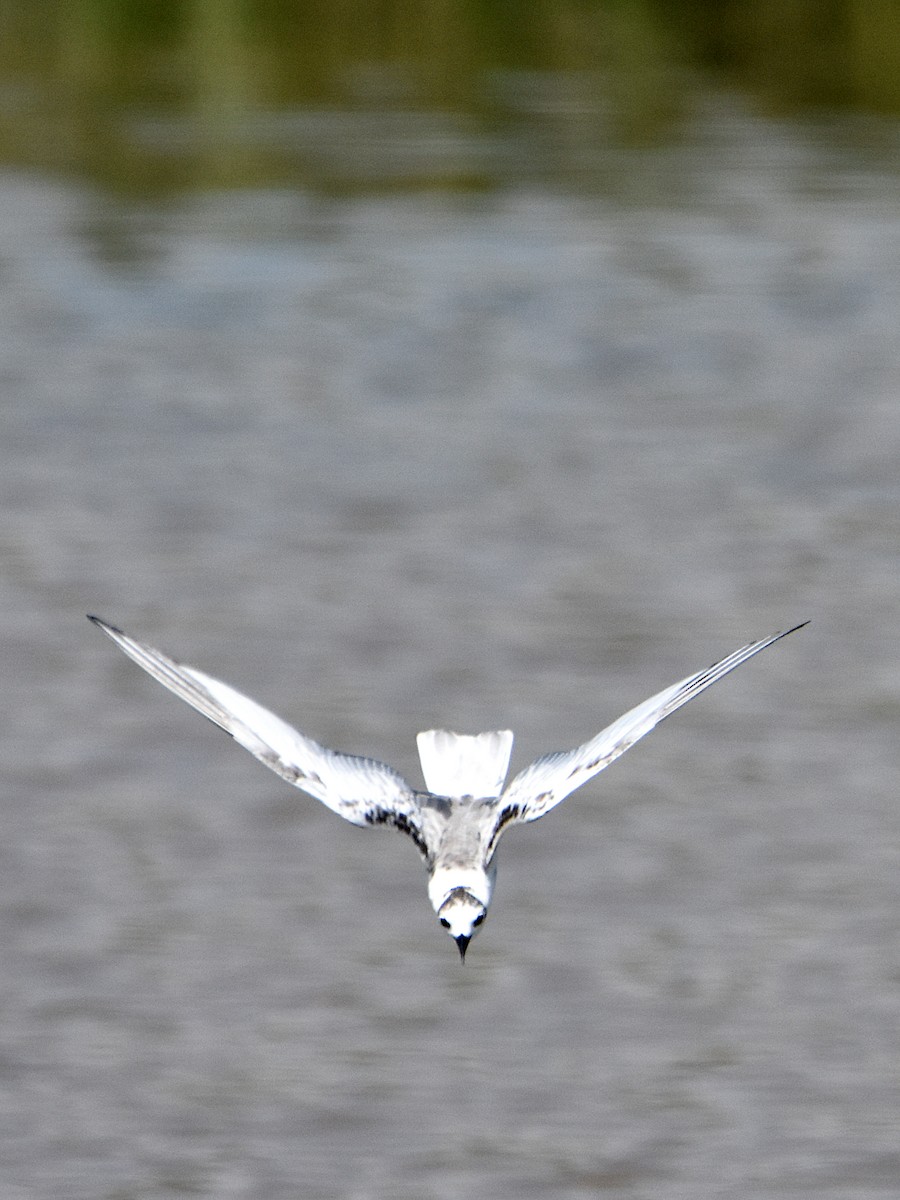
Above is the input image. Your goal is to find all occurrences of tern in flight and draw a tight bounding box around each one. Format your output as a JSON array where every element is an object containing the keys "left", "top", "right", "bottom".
[{"left": 89, "top": 616, "right": 806, "bottom": 958}]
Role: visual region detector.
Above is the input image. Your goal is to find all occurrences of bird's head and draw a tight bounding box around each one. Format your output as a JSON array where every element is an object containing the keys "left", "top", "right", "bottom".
[{"left": 437, "top": 888, "right": 487, "bottom": 960}]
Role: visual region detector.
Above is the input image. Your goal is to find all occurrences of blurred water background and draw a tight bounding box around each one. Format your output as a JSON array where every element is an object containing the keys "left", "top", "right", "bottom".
[{"left": 2, "top": 3, "right": 900, "bottom": 1197}]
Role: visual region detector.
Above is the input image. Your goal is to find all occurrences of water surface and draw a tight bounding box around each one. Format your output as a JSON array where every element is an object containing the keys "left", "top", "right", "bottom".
[{"left": 2, "top": 102, "right": 900, "bottom": 1198}]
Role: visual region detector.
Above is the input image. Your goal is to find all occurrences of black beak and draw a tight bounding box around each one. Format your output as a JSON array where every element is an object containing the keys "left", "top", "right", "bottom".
[{"left": 455, "top": 935, "right": 470, "bottom": 961}]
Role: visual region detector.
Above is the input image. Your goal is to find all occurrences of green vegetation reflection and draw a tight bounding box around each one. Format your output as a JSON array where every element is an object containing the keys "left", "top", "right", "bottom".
[{"left": 0, "top": 1, "right": 897, "bottom": 193}]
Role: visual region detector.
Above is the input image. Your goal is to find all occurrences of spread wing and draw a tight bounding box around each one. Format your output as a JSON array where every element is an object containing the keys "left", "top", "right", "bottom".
[
  {"left": 488, "top": 623, "right": 807, "bottom": 849},
  {"left": 89, "top": 616, "right": 430, "bottom": 856}
]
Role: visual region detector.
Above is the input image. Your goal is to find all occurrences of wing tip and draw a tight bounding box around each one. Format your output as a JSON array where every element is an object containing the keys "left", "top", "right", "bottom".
[
  {"left": 758, "top": 619, "right": 809, "bottom": 652},
  {"left": 781, "top": 619, "right": 811, "bottom": 637},
  {"left": 87, "top": 614, "right": 125, "bottom": 638}
]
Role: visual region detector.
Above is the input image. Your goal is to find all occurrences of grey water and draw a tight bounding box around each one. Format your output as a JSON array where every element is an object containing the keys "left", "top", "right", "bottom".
[{"left": 2, "top": 106, "right": 900, "bottom": 1198}]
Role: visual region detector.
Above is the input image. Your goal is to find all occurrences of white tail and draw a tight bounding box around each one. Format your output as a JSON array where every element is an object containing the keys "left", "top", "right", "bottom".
[{"left": 416, "top": 729, "right": 514, "bottom": 798}]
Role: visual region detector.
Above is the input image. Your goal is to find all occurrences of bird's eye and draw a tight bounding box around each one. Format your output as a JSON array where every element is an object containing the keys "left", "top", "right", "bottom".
[
  {"left": 472, "top": 913, "right": 485, "bottom": 927},
  {"left": 440, "top": 918, "right": 450, "bottom": 929}
]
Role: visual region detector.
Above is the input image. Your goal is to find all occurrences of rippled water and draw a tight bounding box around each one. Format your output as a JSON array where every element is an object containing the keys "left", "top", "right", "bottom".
[{"left": 3, "top": 108, "right": 900, "bottom": 1198}]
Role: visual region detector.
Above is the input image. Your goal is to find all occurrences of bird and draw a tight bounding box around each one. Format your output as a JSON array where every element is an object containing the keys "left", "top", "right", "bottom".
[{"left": 88, "top": 615, "right": 807, "bottom": 959}]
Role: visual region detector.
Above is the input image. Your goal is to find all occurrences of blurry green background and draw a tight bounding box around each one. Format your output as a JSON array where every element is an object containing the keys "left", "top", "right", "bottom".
[{"left": 3, "top": 0, "right": 898, "bottom": 194}]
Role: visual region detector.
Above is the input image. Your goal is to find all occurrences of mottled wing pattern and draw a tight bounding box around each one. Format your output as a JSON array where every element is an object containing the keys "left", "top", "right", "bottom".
[
  {"left": 89, "top": 617, "right": 432, "bottom": 856},
  {"left": 489, "top": 623, "right": 807, "bottom": 847}
]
